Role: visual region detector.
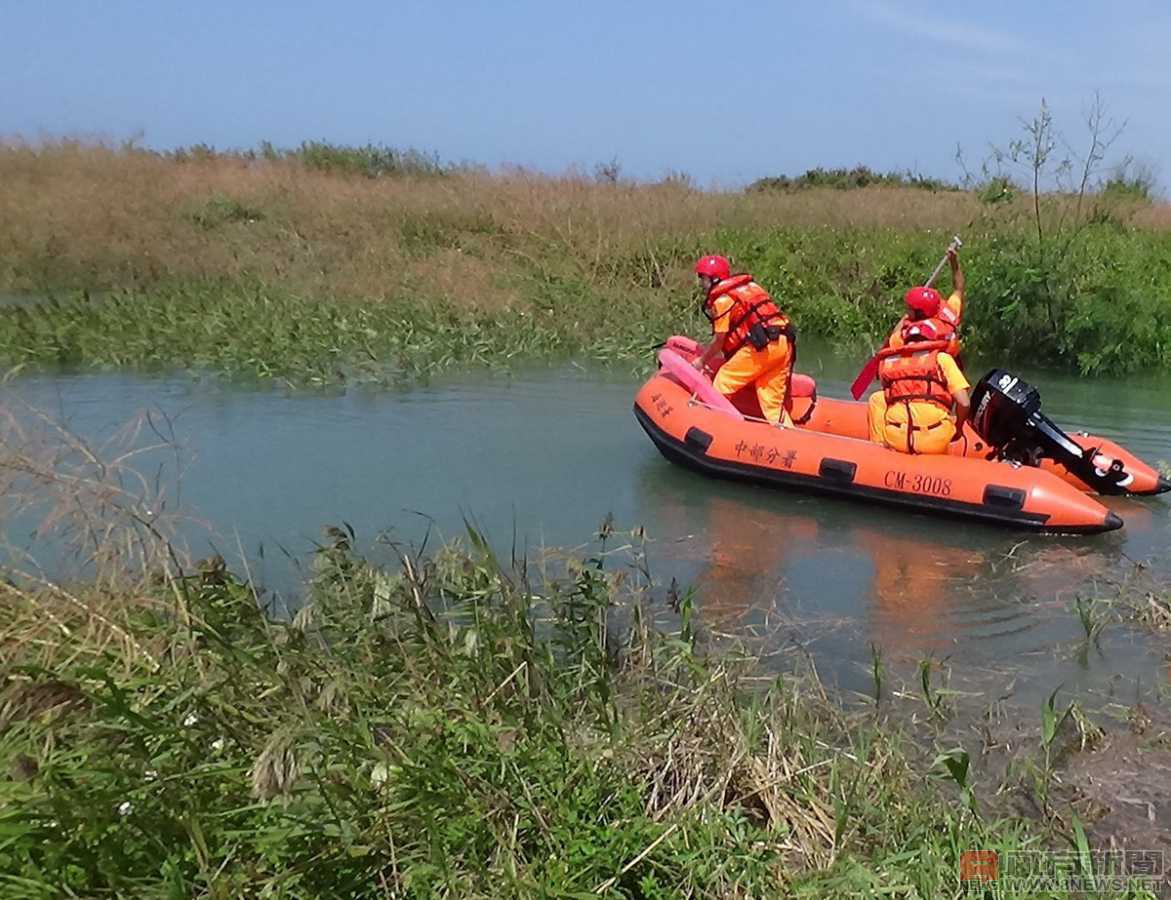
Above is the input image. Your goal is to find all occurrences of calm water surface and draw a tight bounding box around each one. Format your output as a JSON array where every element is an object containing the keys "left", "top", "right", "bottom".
[{"left": 5, "top": 349, "right": 1170, "bottom": 707}]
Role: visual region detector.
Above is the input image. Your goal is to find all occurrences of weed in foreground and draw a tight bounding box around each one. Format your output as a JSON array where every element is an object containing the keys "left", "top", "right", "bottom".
[{"left": 0, "top": 523, "right": 1086, "bottom": 898}]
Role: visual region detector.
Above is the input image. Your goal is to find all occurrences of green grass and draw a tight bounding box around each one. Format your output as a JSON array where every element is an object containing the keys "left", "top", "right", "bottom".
[
  {"left": 3, "top": 219, "right": 1169, "bottom": 386},
  {"left": 0, "top": 280, "right": 697, "bottom": 386},
  {"left": 4, "top": 526, "right": 1140, "bottom": 898}
]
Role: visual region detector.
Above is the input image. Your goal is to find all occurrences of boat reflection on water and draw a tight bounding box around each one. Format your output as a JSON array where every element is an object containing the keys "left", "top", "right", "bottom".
[{"left": 635, "top": 461, "right": 1133, "bottom": 668}]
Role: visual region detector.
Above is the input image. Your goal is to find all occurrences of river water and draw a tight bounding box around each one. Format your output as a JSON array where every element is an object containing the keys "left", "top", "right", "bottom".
[{"left": 3, "top": 348, "right": 1169, "bottom": 707}]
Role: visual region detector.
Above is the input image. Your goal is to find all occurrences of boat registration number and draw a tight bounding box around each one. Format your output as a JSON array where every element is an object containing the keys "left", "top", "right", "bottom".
[{"left": 884, "top": 471, "right": 953, "bottom": 497}]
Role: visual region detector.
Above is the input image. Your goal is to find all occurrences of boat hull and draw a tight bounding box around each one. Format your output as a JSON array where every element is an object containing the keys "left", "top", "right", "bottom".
[{"left": 634, "top": 373, "right": 1123, "bottom": 533}]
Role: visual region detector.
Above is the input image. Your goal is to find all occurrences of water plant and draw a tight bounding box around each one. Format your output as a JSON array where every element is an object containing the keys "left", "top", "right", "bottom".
[
  {"left": 933, "top": 746, "right": 978, "bottom": 816},
  {"left": 1074, "top": 595, "right": 1107, "bottom": 644},
  {"left": 1030, "top": 684, "right": 1091, "bottom": 816},
  {"left": 0, "top": 283, "right": 671, "bottom": 387},
  {"left": 918, "top": 657, "right": 958, "bottom": 723},
  {"left": 869, "top": 641, "right": 884, "bottom": 708}
]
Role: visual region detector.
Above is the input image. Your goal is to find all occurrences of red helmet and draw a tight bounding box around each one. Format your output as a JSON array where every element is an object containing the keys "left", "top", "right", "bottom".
[
  {"left": 904, "top": 286, "right": 942, "bottom": 316},
  {"left": 694, "top": 255, "right": 731, "bottom": 280}
]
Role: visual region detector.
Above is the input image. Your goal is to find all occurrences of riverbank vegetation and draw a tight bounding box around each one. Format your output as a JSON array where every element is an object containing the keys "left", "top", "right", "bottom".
[
  {"left": 6, "top": 520, "right": 1163, "bottom": 898},
  {"left": 2, "top": 404, "right": 1168, "bottom": 897},
  {"left": 2, "top": 112, "right": 1170, "bottom": 385}
]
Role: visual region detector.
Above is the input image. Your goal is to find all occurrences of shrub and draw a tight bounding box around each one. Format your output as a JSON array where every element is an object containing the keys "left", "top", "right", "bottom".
[
  {"left": 749, "top": 166, "right": 957, "bottom": 193},
  {"left": 978, "top": 176, "right": 1017, "bottom": 205},
  {"left": 188, "top": 194, "right": 265, "bottom": 230},
  {"left": 293, "top": 140, "right": 446, "bottom": 178}
]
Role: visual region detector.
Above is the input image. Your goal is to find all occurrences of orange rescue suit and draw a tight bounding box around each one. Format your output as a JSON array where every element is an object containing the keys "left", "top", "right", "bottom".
[
  {"left": 869, "top": 340, "right": 965, "bottom": 454},
  {"left": 704, "top": 274, "right": 795, "bottom": 426}
]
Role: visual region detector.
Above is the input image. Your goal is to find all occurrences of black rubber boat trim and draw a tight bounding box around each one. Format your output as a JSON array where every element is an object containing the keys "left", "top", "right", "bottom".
[{"left": 634, "top": 404, "right": 1119, "bottom": 534}]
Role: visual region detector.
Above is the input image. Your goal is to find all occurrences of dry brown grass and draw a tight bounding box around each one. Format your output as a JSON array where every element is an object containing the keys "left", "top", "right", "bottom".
[
  {"left": 0, "top": 394, "right": 190, "bottom": 577},
  {"left": 0, "top": 139, "right": 1009, "bottom": 307},
  {"left": 1131, "top": 201, "right": 1171, "bottom": 230},
  {"left": 4, "top": 138, "right": 1167, "bottom": 329},
  {"left": 0, "top": 392, "right": 203, "bottom": 672},
  {"left": 627, "top": 660, "right": 846, "bottom": 872}
]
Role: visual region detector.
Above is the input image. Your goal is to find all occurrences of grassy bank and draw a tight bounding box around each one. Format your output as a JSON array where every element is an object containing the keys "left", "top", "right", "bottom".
[
  {"left": 6, "top": 523, "right": 1151, "bottom": 898},
  {"left": 2, "top": 141, "right": 1170, "bottom": 382}
]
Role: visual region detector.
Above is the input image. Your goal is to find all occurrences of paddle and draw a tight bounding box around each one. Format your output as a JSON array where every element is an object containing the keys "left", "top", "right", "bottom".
[{"left": 849, "top": 235, "right": 963, "bottom": 399}]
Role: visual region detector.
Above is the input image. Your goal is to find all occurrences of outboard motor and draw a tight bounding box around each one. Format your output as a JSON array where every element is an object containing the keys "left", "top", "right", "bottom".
[{"left": 970, "top": 369, "right": 1132, "bottom": 495}]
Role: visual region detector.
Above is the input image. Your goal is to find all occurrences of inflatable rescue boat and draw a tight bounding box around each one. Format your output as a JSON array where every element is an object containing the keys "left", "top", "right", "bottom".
[{"left": 634, "top": 337, "right": 1170, "bottom": 533}]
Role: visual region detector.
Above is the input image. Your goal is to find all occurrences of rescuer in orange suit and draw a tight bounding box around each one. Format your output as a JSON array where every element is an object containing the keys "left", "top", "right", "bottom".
[
  {"left": 690, "top": 255, "right": 796, "bottom": 426},
  {"left": 886, "top": 246, "right": 965, "bottom": 355},
  {"left": 867, "top": 325, "right": 972, "bottom": 454},
  {"left": 867, "top": 247, "right": 968, "bottom": 451}
]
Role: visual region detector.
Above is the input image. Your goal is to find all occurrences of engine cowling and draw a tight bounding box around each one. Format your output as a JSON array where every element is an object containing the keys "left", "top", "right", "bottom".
[{"left": 970, "top": 369, "right": 1132, "bottom": 494}]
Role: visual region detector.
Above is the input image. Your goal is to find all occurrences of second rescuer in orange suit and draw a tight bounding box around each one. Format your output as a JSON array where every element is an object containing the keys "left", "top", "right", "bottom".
[
  {"left": 867, "top": 248, "right": 970, "bottom": 454},
  {"left": 690, "top": 255, "right": 796, "bottom": 426},
  {"left": 868, "top": 328, "right": 972, "bottom": 454}
]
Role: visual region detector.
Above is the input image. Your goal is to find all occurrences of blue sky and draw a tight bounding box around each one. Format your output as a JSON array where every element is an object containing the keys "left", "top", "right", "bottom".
[{"left": 3, "top": 0, "right": 1168, "bottom": 186}]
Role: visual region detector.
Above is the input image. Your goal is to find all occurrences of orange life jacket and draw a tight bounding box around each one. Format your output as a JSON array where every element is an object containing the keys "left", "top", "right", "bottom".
[
  {"left": 704, "top": 274, "right": 792, "bottom": 356},
  {"left": 889, "top": 310, "right": 961, "bottom": 357},
  {"left": 878, "top": 341, "right": 955, "bottom": 408}
]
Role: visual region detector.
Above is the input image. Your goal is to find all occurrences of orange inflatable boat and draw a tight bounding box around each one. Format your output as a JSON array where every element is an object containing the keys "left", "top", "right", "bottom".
[{"left": 634, "top": 337, "right": 1169, "bottom": 533}]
